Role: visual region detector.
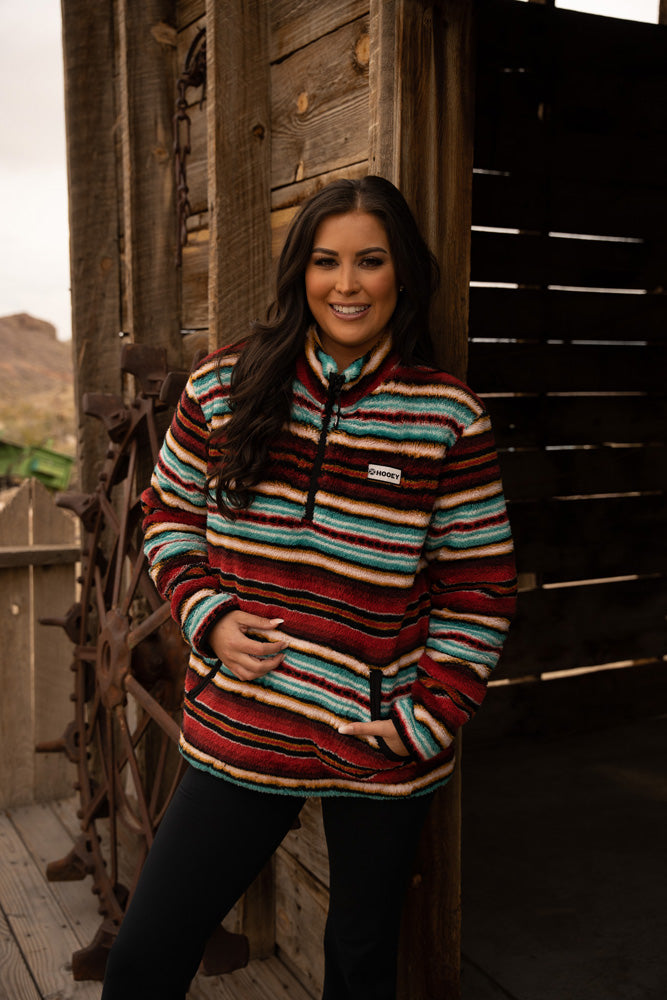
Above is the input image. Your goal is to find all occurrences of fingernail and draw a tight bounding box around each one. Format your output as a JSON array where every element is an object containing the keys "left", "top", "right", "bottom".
[
  {"left": 270, "top": 618, "right": 284, "bottom": 626},
  {"left": 338, "top": 725, "right": 352, "bottom": 734}
]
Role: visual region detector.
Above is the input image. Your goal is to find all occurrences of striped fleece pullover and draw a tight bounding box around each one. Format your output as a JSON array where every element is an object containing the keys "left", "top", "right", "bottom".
[{"left": 142, "top": 329, "right": 516, "bottom": 798}]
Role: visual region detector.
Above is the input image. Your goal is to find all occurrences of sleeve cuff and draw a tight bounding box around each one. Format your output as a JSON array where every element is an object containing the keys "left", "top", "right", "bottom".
[
  {"left": 390, "top": 695, "right": 454, "bottom": 764},
  {"left": 179, "top": 590, "right": 239, "bottom": 659}
]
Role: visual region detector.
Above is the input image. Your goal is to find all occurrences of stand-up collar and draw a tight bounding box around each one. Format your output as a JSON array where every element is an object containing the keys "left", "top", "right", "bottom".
[{"left": 299, "top": 326, "right": 398, "bottom": 403}]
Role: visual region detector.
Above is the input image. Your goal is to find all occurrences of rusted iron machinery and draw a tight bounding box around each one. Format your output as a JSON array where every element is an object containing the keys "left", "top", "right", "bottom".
[{"left": 38, "top": 344, "right": 248, "bottom": 981}]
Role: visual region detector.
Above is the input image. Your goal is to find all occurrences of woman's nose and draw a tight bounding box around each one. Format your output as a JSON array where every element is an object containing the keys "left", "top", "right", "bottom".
[{"left": 335, "top": 264, "right": 359, "bottom": 294}]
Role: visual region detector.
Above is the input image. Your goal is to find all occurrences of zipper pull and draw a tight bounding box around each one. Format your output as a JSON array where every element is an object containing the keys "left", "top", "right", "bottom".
[{"left": 329, "top": 373, "right": 345, "bottom": 429}]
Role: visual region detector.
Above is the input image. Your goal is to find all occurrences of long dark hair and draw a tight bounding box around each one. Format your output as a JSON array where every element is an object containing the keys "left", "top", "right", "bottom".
[{"left": 211, "top": 175, "right": 440, "bottom": 517}]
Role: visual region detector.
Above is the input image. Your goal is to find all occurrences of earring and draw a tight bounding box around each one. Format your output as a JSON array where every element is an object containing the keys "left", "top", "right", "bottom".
[{"left": 399, "top": 285, "right": 405, "bottom": 292}]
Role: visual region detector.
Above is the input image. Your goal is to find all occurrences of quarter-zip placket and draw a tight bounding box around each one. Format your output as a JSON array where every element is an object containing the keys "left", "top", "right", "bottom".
[{"left": 304, "top": 371, "right": 345, "bottom": 522}]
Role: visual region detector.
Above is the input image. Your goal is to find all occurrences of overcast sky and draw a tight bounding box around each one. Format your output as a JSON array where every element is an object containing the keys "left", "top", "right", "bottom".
[{"left": 0, "top": 0, "right": 660, "bottom": 342}]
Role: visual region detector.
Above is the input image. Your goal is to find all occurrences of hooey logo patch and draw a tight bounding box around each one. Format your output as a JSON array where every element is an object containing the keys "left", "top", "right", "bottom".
[{"left": 367, "top": 464, "right": 402, "bottom": 486}]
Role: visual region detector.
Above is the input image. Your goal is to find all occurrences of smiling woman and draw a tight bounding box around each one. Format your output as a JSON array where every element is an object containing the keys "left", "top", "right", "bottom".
[
  {"left": 102, "top": 175, "right": 517, "bottom": 1000},
  {"left": 305, "top": 212, "right": 399, "bottom": 370}
]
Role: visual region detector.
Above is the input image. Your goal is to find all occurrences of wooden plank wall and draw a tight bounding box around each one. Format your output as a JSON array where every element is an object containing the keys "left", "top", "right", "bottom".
[
  {"left": 469, "top": 2, "right": 667, "bottom": 720},
  {"left": 178, "top": 0, "right": 370, "bottom": 355},
  {"left": 0, "top": 481, "right": 78, "bottom": 809}
]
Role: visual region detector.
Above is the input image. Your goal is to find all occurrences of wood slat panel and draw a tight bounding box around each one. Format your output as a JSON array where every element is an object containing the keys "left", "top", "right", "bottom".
[
  {"left": 477, "top": 0, "right": 667, "bottom": 78},
  {"left": 475, "top": 65, "right": 667, "bottom": 144},
  {"left": 468, "top": 660, "right": 667, "bottom": 744},
  {"left": 470, "top": 230, "right": 664, "bottom": 291},
  {"left": 469, "top": 343, "right": 666, "bottom": 394},
  {"left": 270, "top": 0, "right": 368, "bottom": 62},
  {"left": 496, "top": 576, "right": 667, "bottom": 679},
  {"left": 271, "top": 16, "right": 370, "bottom": 189},
  {"left": 468, "top": 288, "right": 667, "bottom": 343},
  {"left": 509, "top": 496, "right": 667, "bottom": 582},
  {"left": 472, "top": 170, "right": 666, "bottom": 241},
  {"left": 486, "top": 395, "right": 667, "bottom": 449},
  {"left": 474, "top": 126, "right": 667, "bottom": 186},
  {"left": 498, "top": 445, "right": 667, "bottom": 502}
]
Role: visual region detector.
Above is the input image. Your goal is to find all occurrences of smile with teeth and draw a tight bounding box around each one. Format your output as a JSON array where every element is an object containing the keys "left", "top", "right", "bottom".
[{"left": 330, "top": 303, "right": 370, "bottom": 317}]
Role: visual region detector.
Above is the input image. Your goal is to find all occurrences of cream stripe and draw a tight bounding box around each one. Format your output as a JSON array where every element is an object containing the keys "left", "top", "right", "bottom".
[
  {"left": 181, "top": 735, "right": 455, "bottom": 794},
  {"left": 207, "top": 532, "right": 415, "bottom": 586},
  {"left": 429, "top": 540, "right": 515, "bottom": 561},
  {"left": 435, "top": 481, "right": 503, "bottom": 510}
]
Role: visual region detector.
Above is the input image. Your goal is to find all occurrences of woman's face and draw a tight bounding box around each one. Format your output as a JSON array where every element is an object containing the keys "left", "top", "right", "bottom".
[{"left": 305, "top": 211, "right": 398, "bottom": 371}]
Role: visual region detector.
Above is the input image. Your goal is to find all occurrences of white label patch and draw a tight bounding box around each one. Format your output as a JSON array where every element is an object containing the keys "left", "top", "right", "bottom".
[{"left": 367, "top": 464, "right": 402, "bottom": 486}]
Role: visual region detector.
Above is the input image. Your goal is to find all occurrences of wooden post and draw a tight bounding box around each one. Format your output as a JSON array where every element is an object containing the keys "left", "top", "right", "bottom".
[
  {"left": 117, "top": 0, "right": 181, "bottom": 363},
  {"left": 369, "top": 0, "right": 474, "bottom": 380},
  {"left": 61, "top": 0, "right": 123, "bottom": 491},
  {"left": 370, "top": 3, "right": 476, "bottom": 997},
  {"left": 206, "top": 0, "right": 272, "bottom": 349},
  {"left": 205, "top": 0, "right": 274, "bottom": 958}
]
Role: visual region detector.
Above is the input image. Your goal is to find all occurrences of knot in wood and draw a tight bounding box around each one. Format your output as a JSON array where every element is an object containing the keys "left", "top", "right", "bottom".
[
  {"left": 296, "top": 91, "right": 309, "bottom": 115},
  {"left": 252, "top": 123, "right": 266, "bottom": 141},
  {"left": 354, "top": 33, "right": 370, "bottom": 71}
]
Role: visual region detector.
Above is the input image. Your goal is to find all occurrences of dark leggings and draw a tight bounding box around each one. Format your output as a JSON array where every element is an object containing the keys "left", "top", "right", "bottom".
[{"left": 101, "top": 765, "right": 433, "bottom": 1000}]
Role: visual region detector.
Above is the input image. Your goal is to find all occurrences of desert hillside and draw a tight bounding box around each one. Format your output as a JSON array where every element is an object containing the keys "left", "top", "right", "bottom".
[{"left": 0, "top": 312, "right": 76, "bottom": 456}]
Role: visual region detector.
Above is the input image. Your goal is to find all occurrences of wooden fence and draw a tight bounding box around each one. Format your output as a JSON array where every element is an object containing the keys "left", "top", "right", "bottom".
[
  {"left": 0, "top": 479, "right": 79, "bottom": 809},
  {"left": 468, "top": 0, "right": 667, "bottom": 738}
]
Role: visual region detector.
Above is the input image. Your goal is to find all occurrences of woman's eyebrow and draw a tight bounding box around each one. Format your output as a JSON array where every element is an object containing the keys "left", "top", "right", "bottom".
[{"left": 310, "top": 246, "right": 389, "bottom": 256}]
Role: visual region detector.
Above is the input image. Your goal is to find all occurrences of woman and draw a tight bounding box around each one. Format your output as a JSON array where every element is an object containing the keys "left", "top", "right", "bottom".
[{"left": 102, "top": 176, "right": 516, "bottom": 999}]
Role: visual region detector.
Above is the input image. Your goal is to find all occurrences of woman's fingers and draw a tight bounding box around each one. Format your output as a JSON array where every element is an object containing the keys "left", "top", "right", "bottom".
[
  {"left": 338, "top": 719, "right": 410, "bottom": 757},
  {"left": 232, "top": 650, "right": 286, "bottom": 681},
  {"left": 208, "top": 610, "right": 289, "bottom": 681}
]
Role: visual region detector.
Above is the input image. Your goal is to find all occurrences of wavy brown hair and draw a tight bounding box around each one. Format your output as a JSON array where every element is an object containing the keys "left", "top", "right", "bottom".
[{"left": 211, "top": 175, "right": 440, "bottom": 517}]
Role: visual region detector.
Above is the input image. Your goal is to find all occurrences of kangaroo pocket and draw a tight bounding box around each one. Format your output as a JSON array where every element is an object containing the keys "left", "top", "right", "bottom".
[{"left": 182, "top": 658, "right": 411, "bottom": 782}]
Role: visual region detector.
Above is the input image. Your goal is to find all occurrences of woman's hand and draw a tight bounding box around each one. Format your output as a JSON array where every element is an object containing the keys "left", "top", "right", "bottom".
[
  {"left": 208, "top": 611, "right": 288, "bottom": 681},
  {"left": 337, "top": 719, "right": 410, "bottom": 757}
]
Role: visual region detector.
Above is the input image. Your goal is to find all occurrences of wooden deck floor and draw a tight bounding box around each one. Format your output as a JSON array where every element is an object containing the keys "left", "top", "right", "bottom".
[{"left": 0, "top": 798, "right": 313, "bottom": 1000}]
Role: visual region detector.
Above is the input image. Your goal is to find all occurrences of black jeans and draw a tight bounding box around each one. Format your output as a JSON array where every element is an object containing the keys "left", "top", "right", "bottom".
[{"left": 101, "top": 765, "right": 433, "bottom": 1000}]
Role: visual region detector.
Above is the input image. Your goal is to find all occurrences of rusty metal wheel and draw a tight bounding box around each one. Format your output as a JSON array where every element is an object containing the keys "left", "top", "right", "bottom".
[{"left": 39, "top": 344, "right": 248, "bottom": 981}]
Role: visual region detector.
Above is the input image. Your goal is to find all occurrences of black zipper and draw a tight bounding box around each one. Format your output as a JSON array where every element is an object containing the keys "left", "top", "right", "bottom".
[{"left": 304, "top": 372, "right": 345, "bottom": 522}]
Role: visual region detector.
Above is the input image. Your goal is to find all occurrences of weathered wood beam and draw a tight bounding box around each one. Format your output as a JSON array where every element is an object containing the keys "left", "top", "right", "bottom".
[
  {"left": 117, "top": 0, "right": 181, "bottom": 364},
  {"left": 0, "top": 545, "right": 80, "bottom": 569},
  {"left": 369, "top": 3, "right": 476, "bottom": 998},
  {"left": 61, "top": 0, "right": 123, "bottom": 491},
  {"left": 204, "top": 0, "right": 273, "bottom": 959},
  {"left": 206, "top": 0, "right": 272, "bottom": 349},
  {"left": 369, "top": 0, "right": 475, "bottom": 380}
]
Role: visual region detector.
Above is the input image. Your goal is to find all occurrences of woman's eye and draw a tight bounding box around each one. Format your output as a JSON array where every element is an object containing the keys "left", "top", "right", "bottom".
[
  {"left": 360, "top": 256, "right": 384, "bottom": 268},
  {"left": 313, "top": 256, "right": 336, "bottom": 268}
]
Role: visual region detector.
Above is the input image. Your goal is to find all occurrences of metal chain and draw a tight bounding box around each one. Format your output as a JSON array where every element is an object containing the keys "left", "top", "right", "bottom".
[{"left": 173, "top": 27, "right": 207, "bottom": 267}]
